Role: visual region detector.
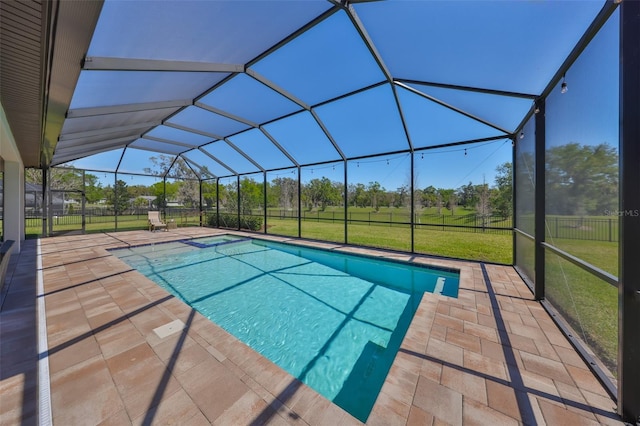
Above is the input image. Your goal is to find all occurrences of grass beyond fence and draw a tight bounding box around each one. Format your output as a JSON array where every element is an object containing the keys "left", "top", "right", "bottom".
[
  {"left": 25, "top": 210, "right": 204, "bottom": 237},
  {"left": 545, "top": 251, "right": 618, "bottom": 376},
  {"left": 269, "top": 206, "right": 513, "bottom": 230},
  {"left": 260, "top": 217, "right": 513, "bottom": 264}
]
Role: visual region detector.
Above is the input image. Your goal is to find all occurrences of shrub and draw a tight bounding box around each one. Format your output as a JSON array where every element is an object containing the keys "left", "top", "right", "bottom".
[{"left": 207, "top": 213, "right": 263, "bottom": 231}]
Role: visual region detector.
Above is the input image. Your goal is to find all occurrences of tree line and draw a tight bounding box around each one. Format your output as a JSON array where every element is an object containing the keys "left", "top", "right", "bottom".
[
  {"left": 24, "top": 142, "right": 617, "bottom": 219},
  {"left": 517, "top": 142, "right": 618, "bottom": 216},
  {"left": 217, "top": 162, "right": 513, "bottom": 219}
]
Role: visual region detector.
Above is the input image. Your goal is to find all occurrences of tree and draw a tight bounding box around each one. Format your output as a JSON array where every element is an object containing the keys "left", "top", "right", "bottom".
[
  {"left": 177, "top": 179, "right": 199, "bottom": 208},
  {"left": 27, "top": 167, "right": 104, "bottom": 210},
  {"left": 546, "top": 142, "right": 618, "bottom": 216},
  {"left": 84, "top": 174, "right": 104, "bottom": 204},
  {"left": 270, "top": 177, "right": 297, "bottom": 210},
  {"left": 349, "top": 183, "right": 367, "bottom": 208},
  {"left": 150, "top": 181, "right": 179, "bottom": 209},
  {"left": 144, "top": 155, "right": 200, "bottom": 208},
  {"left": 239, "top": 177, "right": 263, "bottom": 214},
  {"left": 421, "top": 186, "right": 438, "bottom": 208},
  {"left": 26, "top": 167, "right": 82, "bottom": 190},
  {"left": 491, "top": 162, "right": 513, "bottom": 219},
  {"left": 132, "top": 196, "right": 149, "bottom": 212},
  {"left": 457, "top": 181, "right": 478, "bottom": 208},
  {"left": 367, "top": 181, "right": 383, "bottom": 211},
  {"left": 515, "top": 151, "right": 535, "bottom": 216},
  {"left": 394, "top": 185, "right": 409, "bottom": 208},
  {"left": 106, "top": 180, "right": 131, "bottom": 215},
  {"left": 202, "top": 181, "right": 217, "bottom": 209},
  {"left": 475, "top": 182, "right": 491, "bottom": 226},
  {"left": 303, "top": 177, "right": 340, "bottom": 211},
  {"left": 438, "top": 189, "right": 455, "bottom": 214}
]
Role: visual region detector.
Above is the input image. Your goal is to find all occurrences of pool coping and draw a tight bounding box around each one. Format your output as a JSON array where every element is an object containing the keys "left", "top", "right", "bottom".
[{"left": 28, "top": 228, "right": 621, "bottom": 425}]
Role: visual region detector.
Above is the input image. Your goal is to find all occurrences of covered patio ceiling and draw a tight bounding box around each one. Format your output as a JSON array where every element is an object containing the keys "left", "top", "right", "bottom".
[{"left": 2, "top": 0, "right": 608, "bottom": 177}]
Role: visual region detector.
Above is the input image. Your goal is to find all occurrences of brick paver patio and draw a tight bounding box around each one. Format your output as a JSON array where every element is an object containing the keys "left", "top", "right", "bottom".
[{"left": 0, "top": 229, "right": 622, "bottom": 425}]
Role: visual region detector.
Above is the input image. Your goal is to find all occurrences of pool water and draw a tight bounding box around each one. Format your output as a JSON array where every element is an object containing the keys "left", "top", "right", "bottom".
[{"left": 111, "top": 236, "right": 459, "bottom": 421}]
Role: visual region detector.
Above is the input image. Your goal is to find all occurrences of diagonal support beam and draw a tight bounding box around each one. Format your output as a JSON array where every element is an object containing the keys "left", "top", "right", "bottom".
[
  {"left": 141, "top": 135, "right": 203, "bottom": 149},
  {"left": 59, "top": 121, "right": 162, "bottom": 141},
  {"left": 66, "top": 100, "right": 192, "bottom": 118},
  {"left": 396, "top": 81, "right": 513, "bottom": 135},
  {"left": 198, "top": 145, "right": 237, "bottom": 175},
  {"left": 82, "top": 56, "right": 244, "bottom": 73}
]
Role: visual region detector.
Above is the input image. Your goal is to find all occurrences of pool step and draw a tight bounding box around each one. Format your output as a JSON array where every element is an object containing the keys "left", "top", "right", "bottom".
[
  {"left": 433, "top": 277, "right": 446, "bottom": 295},
  {"left": 180, "top": 237, "right": 251, "bottom": 249}
]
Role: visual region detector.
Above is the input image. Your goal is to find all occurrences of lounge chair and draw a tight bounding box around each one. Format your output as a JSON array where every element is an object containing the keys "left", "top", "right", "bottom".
[{"left": 148, "top": 211, "right": 168, "bottom": 232}]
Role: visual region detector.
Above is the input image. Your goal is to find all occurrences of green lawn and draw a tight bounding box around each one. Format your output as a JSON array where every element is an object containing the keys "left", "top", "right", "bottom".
[
  {"left": 293, "top": 206, "right": 513, "bottom": 229},
  {"left": 25, "top": 212, "right": 203, "bottom": 237},
  {"left": 265, "top": 217, "right": 513, "bottom": 264},
  {"left": 547, "top": 238, "right": 618, "bottom": 276},
  {"left": 545, "top": 251, "right": 618, "bottom": 376}
]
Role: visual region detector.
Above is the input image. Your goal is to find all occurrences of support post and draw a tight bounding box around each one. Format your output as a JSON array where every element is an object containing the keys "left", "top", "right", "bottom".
[
  {"left": 618, "top": 0, "right": 640, "bottom": 421},
  {"left": 199, "top": 179, "right": 203, "bottom": 227},
  {"left": 263, "top": 171, "right": 267, "bottom": 234},
  {"left": 344, "top": 160, "right": 348, "bottom": 245},
  {"left": 534, "top": 98, "right": 546, "bottom": 300},
  {"left": 114, "top": 173, "right": 118, "bottom": 230},
  {"left": 410, "top": 151, "right": 415, "bottom": 253},
  {"left": 42, "top": 166, "right": 48, "bottom": 237},
  {"left": 237, "top": 175, "right": 241, "bottom": 231},
  {"left": 297, "top": 167, "right": 302, "bottom": 238},
  {"left": 216, "top": 178, "right": 220, "bottom": 228}
]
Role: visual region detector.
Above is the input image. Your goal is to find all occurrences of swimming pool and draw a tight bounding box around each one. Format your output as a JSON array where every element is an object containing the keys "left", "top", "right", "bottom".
[{"left": 111, "top": 236, "right": 459, "bottom": 421}]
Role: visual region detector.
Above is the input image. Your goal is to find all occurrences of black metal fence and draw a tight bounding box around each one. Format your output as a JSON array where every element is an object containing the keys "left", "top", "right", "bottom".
[
  {"left": 25, "top": 206, "right": 618, "bottom": 242},
  {"left": 25, "top": 207, "right": 205, "bottom": 234},
  {"left": 517, "top": 216, "right": 619, "bottom": 243},
  {"left": 264, "top": 210, "right": 513, "bottom": 235}
]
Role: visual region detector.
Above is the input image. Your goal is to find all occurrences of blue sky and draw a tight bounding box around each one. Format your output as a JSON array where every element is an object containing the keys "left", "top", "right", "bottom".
[{"left": 61, "top": 0, "right": 615, "bottom": 193}]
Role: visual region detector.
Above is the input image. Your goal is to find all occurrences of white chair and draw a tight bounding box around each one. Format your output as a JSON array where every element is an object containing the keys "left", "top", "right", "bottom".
[{"left": 148, "top": 211, "right": 168, "bottom": 231}]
